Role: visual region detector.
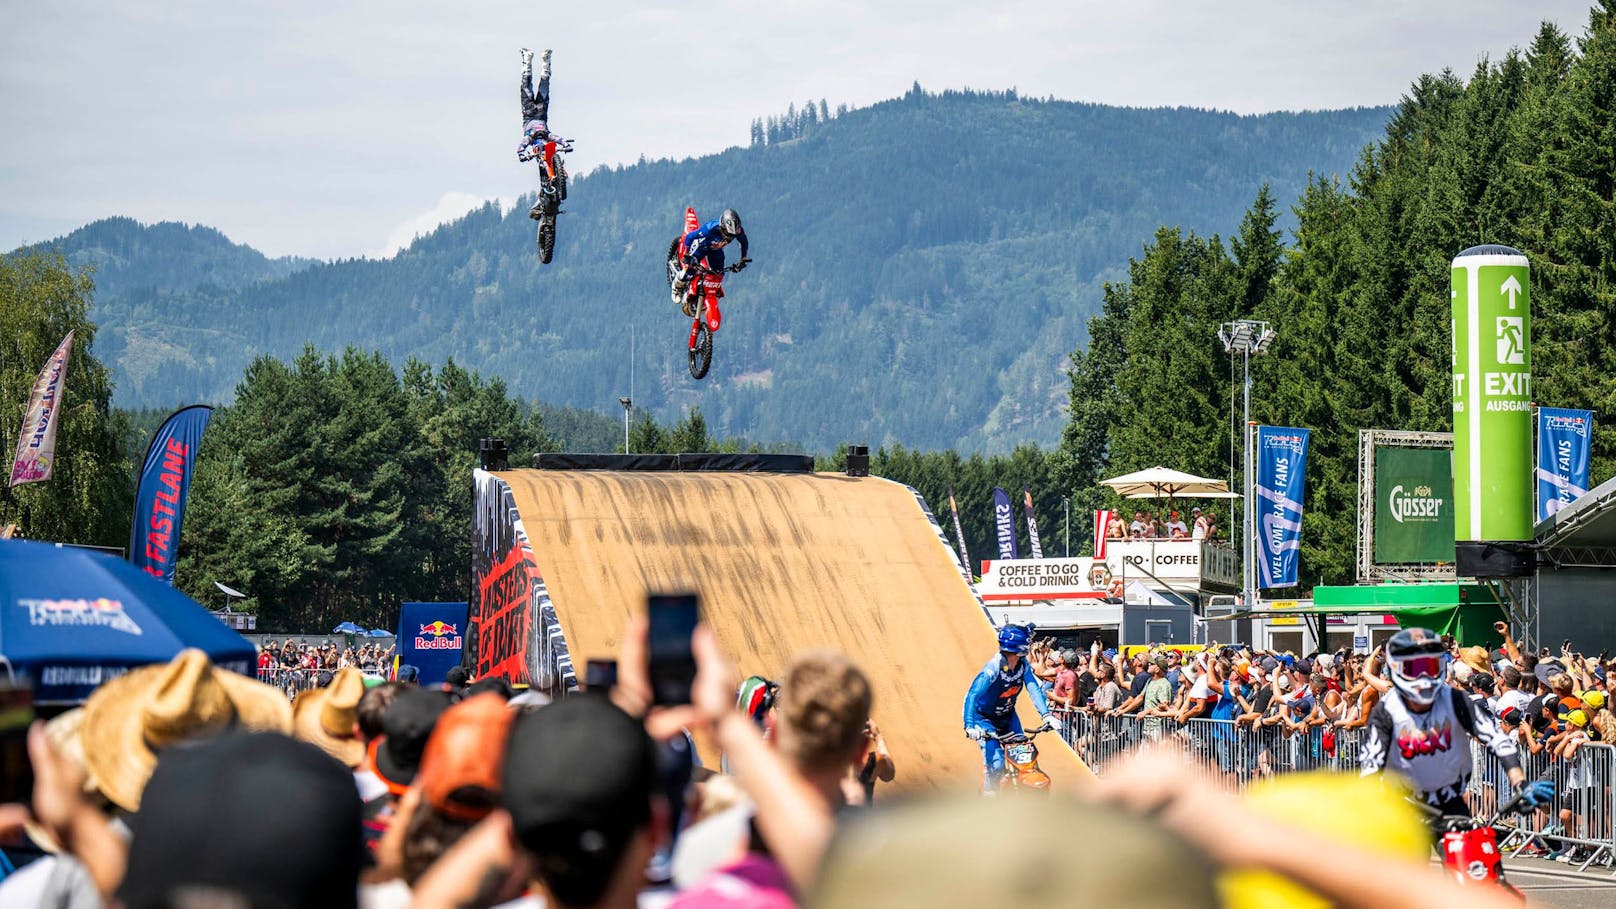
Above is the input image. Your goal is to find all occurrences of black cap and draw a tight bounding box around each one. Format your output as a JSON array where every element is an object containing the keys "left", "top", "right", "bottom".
[
  {"left": 375, "top": 687, "right": 450, "bottom": 788},
  {"left": 502, "top": 697, "right": 655, "bottom": 903},
  {"left": 119, "top": 732, "right": 363, "bottom": 909}
]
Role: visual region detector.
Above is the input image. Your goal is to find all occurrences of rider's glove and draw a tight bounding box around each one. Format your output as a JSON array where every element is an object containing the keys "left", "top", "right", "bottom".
[
  {"left": 732, "top": 258, "right": 748, "bottom": 272},
  {"left": 965, "top": 727, "right": 984, "bottom": 741},
  {"left": 1040, "top": 714, "right": 1057, "bottom": 731},
  {"left": 1520, "top": 779, "right": 1556, "bottom": 809}
]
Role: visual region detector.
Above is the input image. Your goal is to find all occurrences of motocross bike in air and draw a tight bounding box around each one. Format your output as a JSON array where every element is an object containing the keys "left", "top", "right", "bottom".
[
  {"left": 667, "top": 207, "right": 750, "bottom": 380},
  {"left": 526, "top": 134, "right": 572, "bottom": 264}
]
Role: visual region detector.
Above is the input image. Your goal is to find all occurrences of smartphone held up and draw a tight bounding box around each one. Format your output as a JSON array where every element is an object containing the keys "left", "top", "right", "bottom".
[{"left": 647, "top": 592, "right": 700, "bottom": 706}]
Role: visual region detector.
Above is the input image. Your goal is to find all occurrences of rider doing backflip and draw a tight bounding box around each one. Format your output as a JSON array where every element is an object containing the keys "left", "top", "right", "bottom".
[
  {"left": 962, "top": 624, "right": 1056, "bottom": 793},
  {"left": 671, "top": 209, "right": 749, "bottom": 314},
  {"left": 1359, "top": 628, "right": 1553, "bottom": 818},
  {"left": 517, "top": 48, "right": 555, "bottom": 219}
]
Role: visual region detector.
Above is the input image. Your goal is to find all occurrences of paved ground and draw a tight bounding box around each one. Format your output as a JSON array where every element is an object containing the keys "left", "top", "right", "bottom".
[{"left": 1501, "top": 857, "right": 1616, "bottom": 908}]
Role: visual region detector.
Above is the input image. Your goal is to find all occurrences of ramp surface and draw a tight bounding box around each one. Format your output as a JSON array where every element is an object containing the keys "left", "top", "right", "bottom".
[{"left": 504, "top": 468, "right": 1090, "bottom": 790}]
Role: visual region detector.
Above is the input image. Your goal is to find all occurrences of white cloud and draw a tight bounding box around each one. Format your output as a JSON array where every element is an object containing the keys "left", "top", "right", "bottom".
[{"left": 373, "top": 191, "right": 492, "bottom": 259}]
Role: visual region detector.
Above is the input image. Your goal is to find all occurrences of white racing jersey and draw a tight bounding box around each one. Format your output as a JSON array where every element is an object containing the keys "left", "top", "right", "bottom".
[{"left": 1359, "top": 685, "right": 1520, "bottom": 806}]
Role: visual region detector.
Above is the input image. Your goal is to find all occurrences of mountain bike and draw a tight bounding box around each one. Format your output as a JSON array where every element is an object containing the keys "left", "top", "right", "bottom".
[
  {"left": 988, "top": 725, "right": 1054, "bottom": 793},
  {"left": 528, "top": 135, "right": 572, "bottom": 264}
]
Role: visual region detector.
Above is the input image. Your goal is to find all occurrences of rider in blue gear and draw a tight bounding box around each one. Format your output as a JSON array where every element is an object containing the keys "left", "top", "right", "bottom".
[
  {"left": 672, "top": 209, "right": 749, "bottom": 306},
  {"left": 962, "top": 624, "right": 1055, "bottom": 793}
]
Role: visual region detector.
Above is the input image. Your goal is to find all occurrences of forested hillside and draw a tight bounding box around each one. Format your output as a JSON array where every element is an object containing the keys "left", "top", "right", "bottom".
[
  {"left": 1057, "top": 8, "right": 1616, "bottom": 586},
  {"left": 25, "top": 88, "right": 1390, "bottom": 451}
]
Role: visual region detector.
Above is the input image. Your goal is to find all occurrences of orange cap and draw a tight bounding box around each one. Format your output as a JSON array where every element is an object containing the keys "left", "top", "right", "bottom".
[{"left": 417, "top": 692, "right": 514, "bottom": 821}]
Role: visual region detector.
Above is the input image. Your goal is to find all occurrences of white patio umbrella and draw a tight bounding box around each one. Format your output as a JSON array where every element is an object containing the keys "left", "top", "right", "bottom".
[{"left": 1099, "top": 466, "right": 1239, "bottom": 499}]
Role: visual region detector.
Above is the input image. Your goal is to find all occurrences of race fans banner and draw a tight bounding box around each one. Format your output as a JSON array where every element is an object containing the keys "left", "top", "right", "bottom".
[
  {"left": 128, "top": 405, "right": 212, "bottom": 584},
  {"left": 1536, "top": 407, "right": 1593, "bottom": 521},
  {"left": 398, "top": 601, "right": 469, "bottom": 686},
  {"left": 9, "top": 330, "right": 73, "bottom": 488},
  {"left": 1255, "top": 426, "right": 1310, "bottom": 589},
  {"left": 1022, "top": 487, "right": 1044, "bottom": 559},
  {"left": 947, "top": 485, "right": 971, "bottom": 572},
  {"left": 992, "top": 487, "right": 1019, "bottom": 560}
]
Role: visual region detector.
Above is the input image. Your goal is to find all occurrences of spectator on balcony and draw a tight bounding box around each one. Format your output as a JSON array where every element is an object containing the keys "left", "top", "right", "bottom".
[
  {"left": 1143, "top": 513, "right": 1161, "bottom": 539},
  {"left": 1191, "top": 507, "right": 1209, "bottom": 541},
  {"left": 1165, "top": 511, "right": 1189, "bottom": 539},
  {"left": 1129, "top": 511, "right": 1146, "bottom": 538},
  {"left": 1107, "top": 513, "right": 1128, "bottom": 541}
]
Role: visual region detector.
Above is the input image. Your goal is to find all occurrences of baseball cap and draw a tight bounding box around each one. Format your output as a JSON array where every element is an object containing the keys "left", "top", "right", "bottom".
[
  {"left": 1534, "top": 659, "right": 1566, "bottom": 687},
  {"left": 1260, "top": 657, "right": 1280, "bottom": 673},
  {"left": 1314, "top": 653, "right": 1335, "bottom": 673},
  {"left": 418, "top": 692, "right": 514, "bottom": 822},
  {"left": 1295, "top": 659, "right": 1314, "bottom": 676},
  {"left": 502, "top": 696, "right": 657, "bottom": 905},
  {"left": 1567, "top": 708, "right": 1590, "bottom": 729},
  {"left": 119, "top": 732, "right": 364, "bottom": 909},
  {"left": 1499, "top": 706, "right": 1523, "bottom": 726},
  {"left": 372, "top": 687, "right": 450, "bottom": 793}
]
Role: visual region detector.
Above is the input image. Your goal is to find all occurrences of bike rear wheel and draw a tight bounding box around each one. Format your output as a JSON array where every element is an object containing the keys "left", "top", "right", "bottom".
[
  {"left": 689, "top": 321, "right": 712, "bottom": 380},
  {"left": 555, "top": 158, "right": 568, "bottom": 202},
  {"left": 538, "top": 218, "right": 556, "bottom": 264}
]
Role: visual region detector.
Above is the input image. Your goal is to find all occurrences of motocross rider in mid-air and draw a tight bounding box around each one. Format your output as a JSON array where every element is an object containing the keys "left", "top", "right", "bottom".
[
  {"left": 517, "top": 47, "right": 556, "bottom": 219},
  {"left": 671, "top": 209, "right": 749, "bottom": 316},
  {"left": 1359, "top": 627, "right": 1554, "bottom": 819},
  {"left": 962, "top": 624, "right": 1056, "bottom": 794}
]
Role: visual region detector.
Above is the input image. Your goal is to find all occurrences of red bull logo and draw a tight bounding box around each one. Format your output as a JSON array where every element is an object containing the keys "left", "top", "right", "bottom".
[{"left": 414, "top": 620, "right": 463, "bottom": 651}]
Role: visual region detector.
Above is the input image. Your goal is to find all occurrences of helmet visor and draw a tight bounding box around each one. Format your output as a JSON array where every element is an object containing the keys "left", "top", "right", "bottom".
[{"left": 1398, "top": 655, "right": 1445, "bottom": 680}]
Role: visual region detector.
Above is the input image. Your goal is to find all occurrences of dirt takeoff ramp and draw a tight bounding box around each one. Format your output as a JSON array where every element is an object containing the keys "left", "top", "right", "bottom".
[{"left": 492, "top": 467, "right": 1092, "bottom": 790}]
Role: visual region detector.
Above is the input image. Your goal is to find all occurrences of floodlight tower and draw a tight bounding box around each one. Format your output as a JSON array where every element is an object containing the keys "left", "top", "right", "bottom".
[{"left": 1219, "top": 319, "right": 1278, "bottom": 607}]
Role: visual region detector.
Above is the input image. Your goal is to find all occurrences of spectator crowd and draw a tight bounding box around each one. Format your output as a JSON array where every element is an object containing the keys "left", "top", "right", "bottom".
[
  {"left": 1106, "top": 507, "right": 1220, "bottom": 542},
  {"left": 0, "top": 611, "right": 1554, "bottom": 909}
]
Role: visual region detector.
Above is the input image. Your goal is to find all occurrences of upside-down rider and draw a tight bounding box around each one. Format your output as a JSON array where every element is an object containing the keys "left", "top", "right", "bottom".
[
  {"left": 517, "top": 47, "right": 558, "bottom": 219},
  {"left": 1359, "top": 627, "right": 1553, "bottom": 818},
  {"left": 963, "top": 624, "right": 1056, "bottom": 793},
  {"left": 671, "top": 209, "right": 749, "bottom": 316}
]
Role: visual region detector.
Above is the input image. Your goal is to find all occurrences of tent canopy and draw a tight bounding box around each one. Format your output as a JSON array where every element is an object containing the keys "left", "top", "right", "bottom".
[
  {"left": 0, "top": 540, "right": 255, "bottom": 703},
  {"left": 1100, "top": 466, "right": 1238, "bottom": 499}
]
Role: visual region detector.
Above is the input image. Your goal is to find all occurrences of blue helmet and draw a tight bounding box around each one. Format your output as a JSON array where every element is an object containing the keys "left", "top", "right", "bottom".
[{"left": 997, "top": 624, "right": 1032, "bottom": 654}]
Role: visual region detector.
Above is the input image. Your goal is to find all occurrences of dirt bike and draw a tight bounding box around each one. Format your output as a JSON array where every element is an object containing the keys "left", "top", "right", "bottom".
[
  {"left": 1423, "top": 779, "right": 1551, "bottom": 900},
  {"left": 665, "top": 208, "right": 749, "bottom": 380},
  {"left": 988, "top": 725, "right": 1054, "bottom": 793},
  {"left": 527, "top": 134, "right": 572, "bottom": 264}
]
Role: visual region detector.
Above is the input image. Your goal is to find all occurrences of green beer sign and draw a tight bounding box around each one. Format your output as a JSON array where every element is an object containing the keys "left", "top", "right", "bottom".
[
  {"left": 1374, "top": 446, "right": 1455, "bottom": 563},
  {"left": 1451, "top": 246, "right": 1532, "bottom": 543}
]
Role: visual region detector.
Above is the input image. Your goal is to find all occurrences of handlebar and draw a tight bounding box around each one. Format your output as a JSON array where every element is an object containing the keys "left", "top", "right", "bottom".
[
  {"left": 688, "top": 257, "right": 751, "bottom": 276},
  {"left": 989, "top": 724, "right": 1053, "bottom": 744}
]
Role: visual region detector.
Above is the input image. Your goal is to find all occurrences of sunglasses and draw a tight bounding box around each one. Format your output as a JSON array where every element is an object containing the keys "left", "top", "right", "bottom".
[{"left": 1398, "top": 655, "right": 1445, "bottom": 680}]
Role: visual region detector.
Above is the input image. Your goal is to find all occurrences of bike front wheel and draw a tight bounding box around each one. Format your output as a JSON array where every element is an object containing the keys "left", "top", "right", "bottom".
[{"left": 689, "top": 321, "right": 712, "bottom": 380}]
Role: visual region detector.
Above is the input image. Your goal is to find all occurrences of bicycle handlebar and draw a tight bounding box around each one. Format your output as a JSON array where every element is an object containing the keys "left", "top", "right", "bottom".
[{"left": 988, "top": 724, "right": 1054, "bottom": 744}]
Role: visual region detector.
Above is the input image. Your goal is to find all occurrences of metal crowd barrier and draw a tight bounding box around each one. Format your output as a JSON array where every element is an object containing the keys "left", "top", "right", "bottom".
[
  {"left": 1056, "top": 709, "right": 1616, "bottom": 875},
  {"left": 256, "top": 667, "right": 326, "bottom": 699}
]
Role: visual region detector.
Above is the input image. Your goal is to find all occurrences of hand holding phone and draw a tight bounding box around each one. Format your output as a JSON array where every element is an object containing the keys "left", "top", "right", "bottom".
[{"left": 647, "top": 593, "right": 700, "bottom": 706}]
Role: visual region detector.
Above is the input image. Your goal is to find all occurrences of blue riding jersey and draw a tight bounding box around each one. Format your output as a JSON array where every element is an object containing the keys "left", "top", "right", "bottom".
[
  {"left": 963, "top": 655, "right": 1051, "bottom": 729},
  {"left": 682, "top": 219, "right": 749, "bottom": 265}
]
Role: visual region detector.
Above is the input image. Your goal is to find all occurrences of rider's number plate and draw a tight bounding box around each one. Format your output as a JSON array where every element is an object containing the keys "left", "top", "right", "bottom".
[{"left": 1006, "top": 744, "right": 1033, "bottom": 763}]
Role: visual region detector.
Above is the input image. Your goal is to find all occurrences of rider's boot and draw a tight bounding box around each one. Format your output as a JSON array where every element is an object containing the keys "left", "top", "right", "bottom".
[
  {"left": 671, "top": 279, "right": 688, "bottom": 309},
  {"left": 528, "top": 199, "right": 544, "bottom": 221},
  {"left": 541, "top": 49, "right": 552, "bottom": 78}
]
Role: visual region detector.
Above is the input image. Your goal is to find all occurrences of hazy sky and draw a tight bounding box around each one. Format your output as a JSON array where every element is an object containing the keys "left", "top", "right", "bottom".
[{"left": 0, "top": 1, "right": 1597, "bottom": 259}]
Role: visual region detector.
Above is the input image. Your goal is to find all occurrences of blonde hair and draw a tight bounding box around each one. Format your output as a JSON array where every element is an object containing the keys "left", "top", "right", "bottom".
[{"left": 776, "top": 650, "right": 873, "bottom": 774}]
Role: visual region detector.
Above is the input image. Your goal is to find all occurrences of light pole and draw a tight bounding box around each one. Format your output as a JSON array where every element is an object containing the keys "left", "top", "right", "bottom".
[
  {"left": 1063, "top": 496, "right": 1070, "bottom": 557},
  {"left": 618, "top": 397, "right": 632, "bottom": 453},
  {"left": 1218, "top": 319, "right": 1277, "bottom": 607}
]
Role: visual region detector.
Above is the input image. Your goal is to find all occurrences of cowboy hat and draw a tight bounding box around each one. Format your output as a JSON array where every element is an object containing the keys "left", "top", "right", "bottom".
[
  {"left": 1458, "top": 646, "right": 1491, "bottom": 677},
  {"left": 82, "top": 648, "right": 291, "bottom": 811},
  {"left": 292, "top": 667, "right": 367, "bottom": 767}
]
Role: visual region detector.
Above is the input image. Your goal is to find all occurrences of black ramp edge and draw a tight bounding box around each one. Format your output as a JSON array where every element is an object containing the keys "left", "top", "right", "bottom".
[{"left": 530, "top": 452, "right": 813, "bottom": 473}]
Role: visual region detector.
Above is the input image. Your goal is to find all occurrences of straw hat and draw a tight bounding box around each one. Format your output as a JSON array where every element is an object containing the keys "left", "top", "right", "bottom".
[
  {"left": 292, "top": 667, "right": 367, "bottom": 767},
  {"left": 81, "top": 648, "right": 292, "bottom": 811},
  {"left": 1458, "top": 646, "right": 1491, "bottom": 676}
]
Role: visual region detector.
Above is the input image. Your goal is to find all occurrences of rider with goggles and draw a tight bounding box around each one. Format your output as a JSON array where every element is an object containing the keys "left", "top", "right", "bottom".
[
  {"left": 1359, "top": 627, "right": 1552, "bottom": 817},
  {"left": 671, "top": 209, "right": 750, "bottom": 308},
  {"left": 962, "top": 623, "right": 1056, "bottom": 794}
]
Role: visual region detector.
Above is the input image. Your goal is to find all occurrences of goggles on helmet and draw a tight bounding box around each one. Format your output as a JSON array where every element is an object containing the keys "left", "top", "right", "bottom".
[{"left": 1397, "top": 655, "right": 1445, "bottom": 680}]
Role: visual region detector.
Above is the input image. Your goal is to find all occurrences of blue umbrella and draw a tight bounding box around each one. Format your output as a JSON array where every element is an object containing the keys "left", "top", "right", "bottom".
[
  {"left": 364, "top": 628, "right": 393, "bottom": 638},
  {"left": 332, "top": 621, "right": 364, "bottom": 634},
  {"left": 0, "top": 540, "right": 256, "bottom": 703}
]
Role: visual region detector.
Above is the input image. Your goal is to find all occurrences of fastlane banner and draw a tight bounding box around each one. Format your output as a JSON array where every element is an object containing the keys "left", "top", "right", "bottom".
[
  {"left": 1022, "top": 487, "right": 1044, "bottom": 559},
  {"left": 1537, "top": 407, "right": 1593, "bottom": 521},
  {"left": 9, "top": 331, "right": 73, "bottom": 488},
  {"left": 128, "top": 405, "right": 212, "bottom": 583},
  {"left": 398, "top": 601, "right": 469, "bottom": 686},
  {"left": 992, "top": 486, "right": 1018, "bottom": 560},
  {"left": 1255, "top": 426, "right": 1310, "bottom": 589},
  {"left": 948, "top": 485, "right": 971, "bottom": 572}
]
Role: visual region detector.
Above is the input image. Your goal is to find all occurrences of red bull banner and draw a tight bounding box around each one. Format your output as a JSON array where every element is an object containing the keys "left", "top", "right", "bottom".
[
  {"left": 9, "top": 331, "right": 73, "bottom": 488},
  {"left": 397, "top": 602, "right": 469, "bottom": 686}
]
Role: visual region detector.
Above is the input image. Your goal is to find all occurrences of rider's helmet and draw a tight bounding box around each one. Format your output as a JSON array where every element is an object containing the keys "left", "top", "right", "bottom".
[
  {"left": 720, "top": 208, "right": 743, "bottom": 239},
  {"left": 997, "top": 624, "right": 1032, "bottom": 655},
  {"left": 524, "top": 120, "right": 547, "bottom": 143},
  {"left": 736, "top": 675, "right": 778, "bottom": 727},
  {"left": 1385, "top": 627, "right": 1450, "bottom": 708}
]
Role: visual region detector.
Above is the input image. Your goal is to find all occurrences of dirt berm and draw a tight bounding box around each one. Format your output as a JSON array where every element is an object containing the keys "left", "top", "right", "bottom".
[{"left": 503, "top": 468, "right": 1092, "bottom": 790}]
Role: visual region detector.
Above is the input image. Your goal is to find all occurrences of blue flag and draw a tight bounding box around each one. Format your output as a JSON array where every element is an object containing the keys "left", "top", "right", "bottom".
[
  {"left": 1537, "top": 407, "right": 1593, "bottom": 521},
  {"left": 992, "top": 486, "right": 1019, "bottom": 560},
  {"left": 1255, "top": 426, "right": 1310, "bottom": 589},
  {"left": 128, "top": 405, "right": 212, "bottom": 584}
]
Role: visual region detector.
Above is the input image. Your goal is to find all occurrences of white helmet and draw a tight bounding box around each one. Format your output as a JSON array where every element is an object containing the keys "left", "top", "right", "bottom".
[{"left": 1386, "top": 628, "right": 1449, "bottom": 708}]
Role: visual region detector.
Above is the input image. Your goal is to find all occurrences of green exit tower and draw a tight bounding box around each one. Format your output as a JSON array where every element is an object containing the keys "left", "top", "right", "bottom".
[{"left": 1451, "top": 245, "right": 1533, "bottom": 575}]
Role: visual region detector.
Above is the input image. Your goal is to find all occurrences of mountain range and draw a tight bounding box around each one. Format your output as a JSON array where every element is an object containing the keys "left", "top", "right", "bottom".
[{"left": 20, "top": 87, "right": 1392, "bottom": 451}]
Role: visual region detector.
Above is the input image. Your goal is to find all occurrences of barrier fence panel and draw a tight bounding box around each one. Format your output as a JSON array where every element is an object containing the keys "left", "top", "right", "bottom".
[
  {"left": 1055, "top": 707, "right": 1616, "bottom": 874},
  {"left": 256, "top": 668, "right": 325, "bottom": 700}
]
